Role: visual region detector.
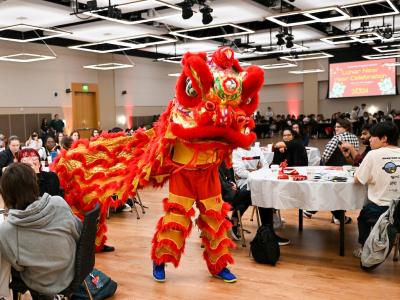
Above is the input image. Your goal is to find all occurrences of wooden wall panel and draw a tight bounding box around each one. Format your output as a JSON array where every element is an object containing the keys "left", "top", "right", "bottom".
[
  {"left": 25, "top": 114, "right": 39, "bottom": 139},
  {"left": 10, "top": 114, "right": 25, "bottom": 140},
  {"left": 0, "top": 115, "right": 10, "bottom": 137}
]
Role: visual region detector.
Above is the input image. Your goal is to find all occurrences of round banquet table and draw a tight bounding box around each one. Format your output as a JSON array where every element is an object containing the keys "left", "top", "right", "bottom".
[{"left": 248, "top": 166, "right": 367, "bottom": 256}]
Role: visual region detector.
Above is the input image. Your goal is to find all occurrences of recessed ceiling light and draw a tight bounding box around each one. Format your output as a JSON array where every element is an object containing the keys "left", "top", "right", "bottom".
[
  {"left": 320, "top": 32, "right": 384, "bottom": 45},
  {"left": 372, "top": 44, "right": 400, "bottom": 52},
  {"left": 70, "top": 35, "right": 175, "bottom": 53},
  {"left": 83, "top": 0, "right": 182, "bottom": 25},
  {"left": 0, "top": 24, "right": 70, "bottom": 43},
  {"left": 168, "top": 73, "right": 181, "bottom": 77},
  {"left": 170, "top": 23, "right": 254, "bottom": 41},
  {"left": 342, "top": 0, "right": 399, "bottom": 20},
  {"left": 266, "top": 6, "right": 349, "bottom": 27},
  {"left": 259, "top": 62, "right": 297, "bottom": 69},
  {"left": 252, "top": 44, "right": 308, "bottom": 55},
  {"left": 280, "top": 52, "right": 333, "bottom": 61},
  {"left": 111, "top": 34, "right": 176, "bottom": 49},
  {"left": 363, "top": 52, "right": 400, "bottom": 59},
  {"left": 83, "top": 63, "right": 134, "bottom": 70},
  {"left": 69, "top": 41, "right": 136, "bottom": 53},
  {"left": 157, "top": 56, "right": 182, "bottom": 64},
  {"left": 239, "top": 62, "right": 252, "bottom": 66},
  {"left": 289, "top": 69, "right": 324, "bottom": 74},
  {"left": 0, "top": 53, "right": 56, "bottom": 63}
]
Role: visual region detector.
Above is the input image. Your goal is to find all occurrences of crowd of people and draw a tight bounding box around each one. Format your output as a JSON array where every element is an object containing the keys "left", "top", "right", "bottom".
[
  {"left": 253, "top": 105, "right": 400, "bottom": 140},
  {"left": 1, "top": 109, "right": 400, "bottom": 298}
]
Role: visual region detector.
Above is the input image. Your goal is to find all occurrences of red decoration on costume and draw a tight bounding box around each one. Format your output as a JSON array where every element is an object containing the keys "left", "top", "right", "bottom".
[{"left": 53, "top": 47, "right": 264, "bottom": 275}]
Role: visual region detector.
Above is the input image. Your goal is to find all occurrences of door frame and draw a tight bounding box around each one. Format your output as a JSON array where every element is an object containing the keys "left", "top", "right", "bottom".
[{"left": 71, "top": 82, "right": 100, "bottom": 131}]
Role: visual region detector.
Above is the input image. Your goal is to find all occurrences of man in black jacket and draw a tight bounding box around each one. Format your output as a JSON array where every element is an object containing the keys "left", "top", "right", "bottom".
[
  {"left": 0, "top": 136, "right": 20, "bottom": 176},
  {"left": 219, "top": 162, "right": 251, "bottom": 240}
]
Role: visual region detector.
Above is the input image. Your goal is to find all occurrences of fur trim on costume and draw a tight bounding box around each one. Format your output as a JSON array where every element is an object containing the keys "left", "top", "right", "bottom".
[{"left": 203, "top": 252, "right": 235, "bottom": 275}]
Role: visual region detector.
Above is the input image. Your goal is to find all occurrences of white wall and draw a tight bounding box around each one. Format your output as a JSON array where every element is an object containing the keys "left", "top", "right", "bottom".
[{"left": 1, "top": 39, "right": 399, "bottom": 129}]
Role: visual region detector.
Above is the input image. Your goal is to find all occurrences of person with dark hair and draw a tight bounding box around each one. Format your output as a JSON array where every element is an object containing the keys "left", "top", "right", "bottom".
[
  {"left": 91, "top": 129, "right": 100, "bottom": 139},
  {"left": 339, "top": 123, "right": 372, "bottom": 166},
  {"left": 232, "top": 145, "right": 290, "bottom": 246},
  {"left": 61, "top": 136, "right": 74, "bottom": 151},
  {"left": 272, "top": 128, "right": 308, "bottom": 167},
  {"left": 353, "top": 122, "right": 400, "bottom": 257},
  {"left": 108, "top": 127, "right": 124, "bottom": 133},
  {"left": 18, "top": 148, "right": 61, "bottom": 197},
  {"left": 55, "top": 132, "right": 65, "bottom": 149},
  {"left": 70, "top": 130, "right": 80, "bottom": 142},
  {"left": 50, "top": 114, "right": 65, "bottom": 134},
  {"left": 0, "top": 135, "right": 20, "bottom": 176},
  {"left": 0, "top": 163, "right": 81, "bottom": 299},
  {"left": 321, "top": 118, "right": 359, "bottom": 166},
  {"left": 292, "top": 123, "right": 309, "bottom": 146},
  {"left": 38, "top": 136, "right": 59, "bottom": 164},
  {"left": 219, "top": 162, "right": 251, "bottom": 240}
]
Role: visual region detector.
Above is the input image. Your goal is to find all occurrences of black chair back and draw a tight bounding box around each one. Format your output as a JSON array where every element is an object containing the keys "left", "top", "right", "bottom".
[{"left": 62, "top": 203, "right": 100, "bottom": 295}]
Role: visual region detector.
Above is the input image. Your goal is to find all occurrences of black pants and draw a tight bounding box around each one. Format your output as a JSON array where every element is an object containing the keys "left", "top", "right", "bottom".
[
  {"left": 258, "top": 207, "right": 274, "bottom": 226},
  {"left": 230, "top": 185, "right": 252, "bottom": 220},
  {"left": 357, "top": 201, "right": 389, "bottom": 246}
]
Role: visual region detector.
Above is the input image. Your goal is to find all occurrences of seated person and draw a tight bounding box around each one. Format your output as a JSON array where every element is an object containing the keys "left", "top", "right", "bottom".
[
  {"left": 18, "top": 148, "right": 61, "bottom": 197},
  {"left": 305, "top": 119, "right": 359, "bottom": 223},
  {"left": 232, "top": 145, "right": 290, "bottom": 245},
  {"left": 321, "top": 118, "right": 359, "bottom": 166},
  {"left": 273, "top": 129, "right": 308, "bottom": 167},
  {"left": 0, "top": 163, "right": 82, "bottom": 299},
  {"left": 38, "top": 136, "right": 60, "bottom": 164},
  {"left": 353, "top": 122, "right": 400, "bottom": 257},
  {"left": 339, "top": 123, "right": 372, "bottom": 166},
  {"left": 219, "top": 162, "right": 251, "bottom": 240},
  {"left": 292, "top": 123, "right": 309, "bottom": 147},
  {"left": 0, "top": 136, "right": 20, "bottom": 176}
]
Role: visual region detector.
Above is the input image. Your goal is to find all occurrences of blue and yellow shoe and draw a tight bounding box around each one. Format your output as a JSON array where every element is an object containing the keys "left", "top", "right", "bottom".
[
  {"left": 215, "top": 268, "right": 237, "bottom": 283},
  {"left": 153, "top": 263, "right": 166, "bottom": 282}
]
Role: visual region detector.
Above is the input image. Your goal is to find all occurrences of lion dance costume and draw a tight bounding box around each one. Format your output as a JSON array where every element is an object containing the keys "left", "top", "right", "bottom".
[{"left": 53, "top": 47, "right": 264, "bottom": 281}]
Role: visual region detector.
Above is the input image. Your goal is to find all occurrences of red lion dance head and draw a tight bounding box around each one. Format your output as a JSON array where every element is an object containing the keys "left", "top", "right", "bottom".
[{"left": 169, "top": 47, "right": 264, "bottom": 149}]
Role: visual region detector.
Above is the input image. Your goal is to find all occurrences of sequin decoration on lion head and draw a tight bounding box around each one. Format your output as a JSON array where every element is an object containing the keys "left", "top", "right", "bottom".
[{"left": 169, "top": 47, "right": 264, "bottom": 149}]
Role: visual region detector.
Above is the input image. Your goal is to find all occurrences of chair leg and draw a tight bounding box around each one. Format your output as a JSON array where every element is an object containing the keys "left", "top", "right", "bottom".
[
  {"left": 83, "top": 280, "right": 94, "bottom": 300},
  {"left": 237, "top": 210, "right": 246, "bottom": 248},
  {"left": 135, "top": 191, "right": 148, "bottom": 214},
  {"left": 132, "top": 201, "right": 140, "bottom": 219},
  {"left": 255, "top": 206, "right": 261, "bottom": 228},
  {"left": 393, "top": 234, "right": 399, "bottom": 262},
  {"left": 249, "top": 206, "right": 256, "bottom": 222}
]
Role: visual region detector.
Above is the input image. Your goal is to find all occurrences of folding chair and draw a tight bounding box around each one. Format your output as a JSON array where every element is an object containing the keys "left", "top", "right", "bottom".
[{"left": 11, "top": 204, "right": 100, "bottom": 300}]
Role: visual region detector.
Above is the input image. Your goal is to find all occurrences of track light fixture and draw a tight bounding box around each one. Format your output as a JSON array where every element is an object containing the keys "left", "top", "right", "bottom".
[
  {"left": 380, "top": 26, "right": 393, "bottom": 39},
  {"left": 285, "top": 34, "right": 294, "bottom": 48},
  {"left": 181, "top": 0, "right": 214, "bottom": 24},
  {"left": 200, "top": 5, "right": 213, "bottom": 25},
  {"left": 182, "top": 0, "right": 194, "bottom": 19},
  {"left": 276, "top": 32, "right": 285, "bottom": 46}
]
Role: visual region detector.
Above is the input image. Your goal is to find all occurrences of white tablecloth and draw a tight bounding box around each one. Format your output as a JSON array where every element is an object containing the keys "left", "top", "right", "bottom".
[
  {"left": 248, "top": 166, "right": 367, "bottom": 211},
  {"left": 261, "top": 146, "right": 321, "bottom": 166}
]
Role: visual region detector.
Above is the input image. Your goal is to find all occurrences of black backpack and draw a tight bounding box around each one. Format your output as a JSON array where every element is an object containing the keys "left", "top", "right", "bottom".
[{"left": 250, "top": 225, "right": 280, "bottom": 265}]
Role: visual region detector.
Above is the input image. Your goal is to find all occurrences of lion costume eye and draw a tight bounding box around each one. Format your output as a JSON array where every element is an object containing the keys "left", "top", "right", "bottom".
[{"left": 185, "top": 78, "right": 198, "bottom": 97}]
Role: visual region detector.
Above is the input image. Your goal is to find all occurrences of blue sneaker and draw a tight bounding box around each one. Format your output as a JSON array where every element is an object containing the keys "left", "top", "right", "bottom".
[
  {"left": 215, "top": 268, "right": 237, "bottom": 283},
  {"left": 153, "top": 263, "right": 166, "bottom": 282}
]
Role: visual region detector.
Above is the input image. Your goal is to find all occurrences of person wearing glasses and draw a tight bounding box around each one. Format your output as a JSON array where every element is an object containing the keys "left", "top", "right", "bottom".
[
  {"left": 352, "top": 122, "right": 400, "bottom": 257},
  {"left": 321, "top": 118, "right": 359, "bottom": 166},
  {"left": 305, "top": 119, "right": 359, "bottom": 223}
]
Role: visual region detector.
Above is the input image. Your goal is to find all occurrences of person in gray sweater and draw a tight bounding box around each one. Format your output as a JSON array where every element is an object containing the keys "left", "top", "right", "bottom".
[{"left": 0, "top": 163, "right": 82, "bottom": 298}]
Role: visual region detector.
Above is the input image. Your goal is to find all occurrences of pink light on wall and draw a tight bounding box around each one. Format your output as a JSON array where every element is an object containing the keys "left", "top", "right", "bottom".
[
  {"left": 286, "top": 83, "right": 301, "bottom": 117},
  {"left": 124, "top": 105, "right": 133, "bottom": 129}
]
